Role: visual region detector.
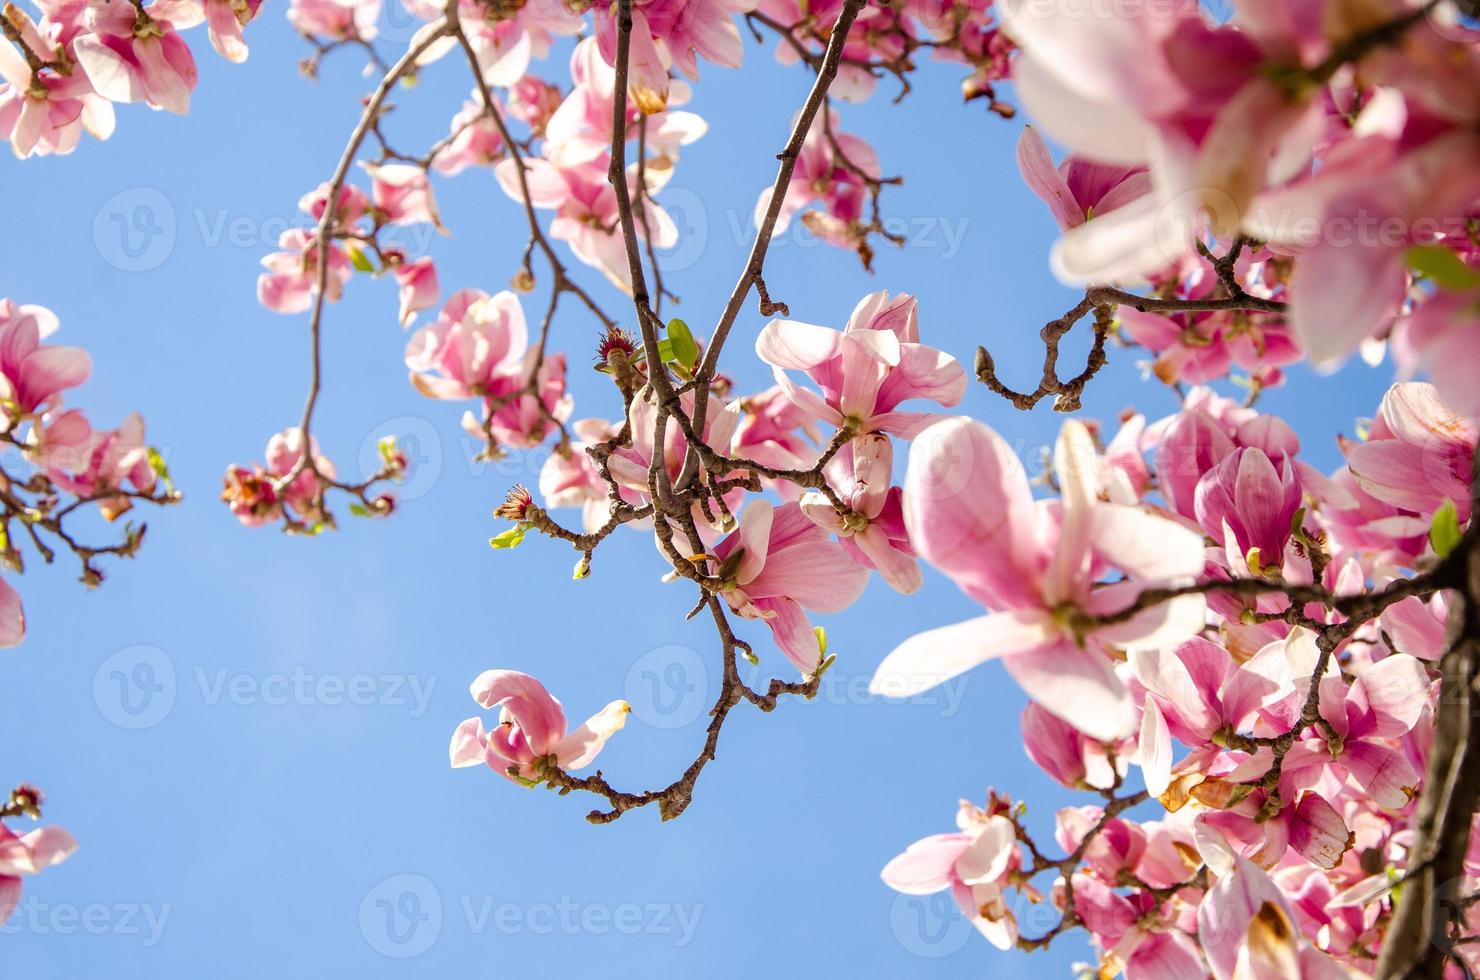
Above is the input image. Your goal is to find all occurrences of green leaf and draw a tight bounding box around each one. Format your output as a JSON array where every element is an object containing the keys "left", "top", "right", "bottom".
[
  {"left": 667, "top": 318, "right": 700, "bottom": 372},
  {"left": 146, "top": 447, "right": 175, "bottom": 493},
  {"left": 1430, "top": 499, "right": 1463, "bottom": 558},
  {"left": 346, "top": 243, "right": 376, "bottom": 274},
  {"left": 1406, "top": 245, "right": 1480, "bottom": 291},
  {"left": 348, "top": 503, "right": 370, "bottom": 517},
  {"left": 489, "top": 526, "right": 527, "bottom": 550},
  {"left": 654, "top": 338, "right": 676, "bottom": 363}
]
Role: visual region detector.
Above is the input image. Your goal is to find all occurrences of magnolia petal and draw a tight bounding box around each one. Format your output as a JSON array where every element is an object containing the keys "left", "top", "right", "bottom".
[
  {"left": 881, "top": 833, "right": 971, "bottom": 895},
  {"left": 1138, "top": 696, "right": 1173, "bottom": 798},
  {"left": 869, "top": 611, "right": 1055, "bottom": 698},
  {"left": 1003, "top": 643, "right": 1137, "bottom": 743},
  {"left": 449, "top": 717, "right": 488, "bottom": 768},
  {"left": 552, "top": 700, "right": 631, "bottom": 770}
]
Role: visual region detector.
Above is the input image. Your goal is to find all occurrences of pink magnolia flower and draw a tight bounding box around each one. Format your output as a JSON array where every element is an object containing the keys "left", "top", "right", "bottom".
[
  {"left": 542, "top": 39, "right": 706, "bottom": 170},
  {"left": 1132, "top": 636, "right": 1303, "bottom": 756},
  {"left": 0, "top": 6, "right": 115, "bottom": 157},
  {"left": 753, "top": 110, "right": 879, "bottom": 251},
  {"left": 73, "top": 0, "right": 201, "bottom": 115},
  {"left": 361, "top": 162, "right": 445, "bottom": 230},
  {"left": 256, "top": 229, "right": 352, "bottom": 315},
  {"left": 506, "top": 76, "right": 562, "bottom": 134},
  {"left": 432, "top": 94, "right": 506, "bottom": 176},
  {"left": 1346, "top": 382, "right": 1477, "bottom": 523},
  {"left": 223, "top": 428, "right": 335, "bottom": 528},
  {"left": 0, "top": 817, "right": 76, "bottom": 922},
  {"left": 594, "top": 0, "right": 749, "bottom": 114},
  {"left": 404, "top": 289, "right": 527, "bottom": 400},
  {"left": 1194, "top": 447, "right": 1302, "bottom": 579},
  {"left": 755, "top": 291, "right": 966, "bottom": 440},
  {"left": 1015, "top": 125, "right": 1150, "bottom": 232},
  {"left": 607, "top": 389, "right": 742, "bottom": 531},
  {"left": 871, "top": 418, "right": 1207, "bottom": 741},
  {"left": 32, "top": 409, "right": 157, "bottom": 519},
  {"left": 539, "top": 418, "right": 617, "bottom": 534},
  {"left": 1001, "top": 0, "right": 1329, "bottom": 284},
  {"left": 390, "top": 255, "right": 439, "bottom": 329},
  {"left": 1021, "top": 702, "right": 1129, "bottom": 791},
  {"left": 495, "top": 153, "right": 677, "bottom": 292},
  {"left": 466, "top": 351, "right": 572, "bottom": 450},
  {"left": 201, "top": 0, "right": 262, "bottom": 62},
  {"left": 288, "top": 0, "right": 380, "bottom": 40},
  {"left": 449, "top": 669, "right": 629, "bottom": 783},
  {"left": 1197, "top": 857, "right": 1355, "bottom": 979},
  {"left": 1306, "top": 654, "right": 1430, "bottom": 810},
  {"left": 1117, "top": 251, "right": 1300, "bottom": 388},
  {"left": 0, "top": 299, "right": 90, "bottom": 427},
  {"left": 730, "top": 384, "right": 822, "bottom": 479},
  {"left": 799, "top": 433, "right": 921, "bottom": 594},
  {"left": 710, "top": 499, "right": 870, "bottom": 672},
  {"left": 0, "top": 575, "right": 21, "bottom": 647},
  {"left": 881, "top": 801, "right": 1023, "bottom": 950},
  {"left": 441, "top": 0, "right": 581, "bottom": 88}
]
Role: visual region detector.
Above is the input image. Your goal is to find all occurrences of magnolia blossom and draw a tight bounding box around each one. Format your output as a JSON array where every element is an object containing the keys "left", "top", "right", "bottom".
[
  {"left": 538, "top": 418, "right": 617, "bottom": 534},
  {"left": 710, "top": 499, "right": 869, "bottom": 672},
  {"left": 449, "top": 670, "right": 629, "bottom": 783},
  {"left": 0, "top": 299, "right": 90, "bottom": 427},
  {"left": 1346, "top": 382, "right": 1476, "bottom": 523},
  {"left": 73, "top": 0, "right": 201, "bottom": 115},
  {"left": 881, "top": 801, "right": 1024, "bottom": 949},
  {"left": 871, "top": 418, "right": 1206, "bottom": 741},
  {"left": 0, "top": 816, "right": 76, "bottom": 923},
  {"left": 404, "top": 290, "right": 528, "bottom": 400},
  {"left": 222, "top": 428, "right": 335, "bottom": 528},
  {"left": 755, "top": 291, "right": 966, "bottom": 440},
  {"left": 799, "top": 433, "right": 921, "bottom": 594},
  {"left": 32, "top": 410, "right": 157, "bottom": 520}
]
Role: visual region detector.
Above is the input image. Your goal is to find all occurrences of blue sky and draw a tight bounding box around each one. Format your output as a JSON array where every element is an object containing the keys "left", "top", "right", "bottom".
[{"left": 0, "top": 9, "right": 1398, "bottom": 976}]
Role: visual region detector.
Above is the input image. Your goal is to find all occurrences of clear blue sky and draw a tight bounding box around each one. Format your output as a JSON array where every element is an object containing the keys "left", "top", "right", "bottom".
[{"left": 1, "top": 10, "right": 1395, "bottom": 976}]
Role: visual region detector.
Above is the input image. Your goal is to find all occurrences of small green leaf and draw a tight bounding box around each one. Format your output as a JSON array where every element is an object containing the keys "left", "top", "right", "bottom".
[
  {"left": 1406, "top": 245, "right": 1480, "bottom": 291},
  {"left": 346, "top": 243, "right": 376, "bottom": 273},
  {"left": 654, "top": 338, "right": 676, "bottom": 363},
  {"left": 1430, "top": 499, "right": 1463, "bottom": 558},
  {"left": 348, "top": 503, "right": 370, "bottom": 517},
  {"left": 489, "top": 526, "right": 527, "bottom": 550},
  {"left": 667, "top": 318, "right": 700, "bottom": 372},
  {"left": 146, "top": 447, "right": 175, "bottom": 493}
]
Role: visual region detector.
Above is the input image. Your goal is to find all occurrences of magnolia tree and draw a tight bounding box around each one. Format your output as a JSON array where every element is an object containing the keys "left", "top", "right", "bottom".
[{"left": 4, "top": 0, "right": 1480, "bottom": 974}]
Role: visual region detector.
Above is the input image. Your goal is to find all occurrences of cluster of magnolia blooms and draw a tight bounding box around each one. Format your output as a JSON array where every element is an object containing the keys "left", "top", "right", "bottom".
[
  {"left": 1004, "top": 0, "right": 1480, "bottom": 415},
  {"left": 875, "top": 379, "right": 1472, "bottom": 972},
  {"left": 0, "top": 784, "right": 76, "bottom": 924},
  {"left": 256, "top": 0, "right": 1018, "bottom": 329},
  {"left": 0, "top": 298, "right": 168, "bottom": 647},
  {"left": 0, "top": 0, "right": 263, "bottom": 158}
]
